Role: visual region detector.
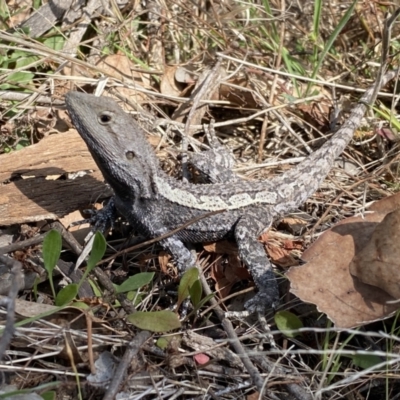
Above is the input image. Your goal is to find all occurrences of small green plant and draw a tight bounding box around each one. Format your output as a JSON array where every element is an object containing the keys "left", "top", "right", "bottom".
[
  {"left": 0, "top": 32, "right": 65, "bottom": 91},
  {"left": 42, "top": 230, "right": 62, "bottom": 300},
  {"left": 0, "top": 382, "right": 59, "bottom": 399},
  {"left": 42, "top": 230, "right": 106, "bottom": 306},
  {"left": 127, "top": 267, "right": 213, "bottom": 332},
  {"left": 372, "top": 102, "right": 400, "bottom": 133},
  {"left": 274, "top": 310, "right": 303, "bottom": 338},
  {"left": 306, "top": 0, "right": 358, "bottom": 96},
  {"left": 114, "top": 272, "right": 155, "bottom": 307}
]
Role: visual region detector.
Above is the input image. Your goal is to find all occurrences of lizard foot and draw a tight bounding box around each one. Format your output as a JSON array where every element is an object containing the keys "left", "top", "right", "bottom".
[
  {"left": 88, "top": 198, "right": 117, "bottom": 233},
  {"left": 244, "top": 291, "right": 279, "bottom": 314}
]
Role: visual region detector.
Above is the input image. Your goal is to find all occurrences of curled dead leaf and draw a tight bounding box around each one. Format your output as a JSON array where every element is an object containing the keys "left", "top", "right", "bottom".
[
  {"left": 210, "top": 254, "right": 249, "bottom": 299},
  {"left": 160, "top": 65, "right": 185, "bottom": 97},
  {"left": 349, "top": 208, "right": 400, "bottom": 299},
  {"left": 260, "top": 231, "right": 302, "bottom": 268},
  {"left": 287, "top": 192, "right": 400, "bottom": 328}
]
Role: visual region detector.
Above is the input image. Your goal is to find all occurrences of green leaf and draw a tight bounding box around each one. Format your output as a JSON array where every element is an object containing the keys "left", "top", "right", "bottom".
[
  {"left": 127, "top": 311, "right": 181, "bottom": 332},
  {"left": 41, "top": 391, "right": 56, "bottom": 400},
  {"left": 8, "top": 71, "right": 35, "bottom": 84},
  {"left": 195, "top": 293, "right": 214, "bottom": 309},
  {"left": 70, "top": 301, "right": 90, "bottom": 310},
  {"left": 0, "top": 382, "right": 60, "bottom": 399},
  {"left": 33, "top": 275, "right": 40, "bottom": 301},
  {"left": 189, "top": 279, "right": 202, "bottom": 307},
  {"left": 274, "top": 311, "right": 303, "bottom": 338},
  {"left": 4, "top": 50, "right": 29, "bottom": 63},
  {"left": 351, "top": 354, "right": 382, "bottom": 369},
  {"left": 15, "top": 141, "right": 30, "bottom": 150},
  {"left": 126, "top": 291, "right": 144, "bottom": 306},
  {"left": 88, "top": 278, "right": 102, "bottom": 297},
  {"left": 115, "top": 272, "right": 155, "bottom": 294},
  {"left": 177, "top": 267, "right": 199, "bottom": 308},
  {"left": 156, "top": 337, "right": 169, "bottom": 350},
  {"left": 86, "top": 232, "right": 107, "bottom": 270},
  {"left": 15, "top": 54, "right": 39, "bottom": 69},
  {"left": 43, "top": 35, "right": 65, "bottom": 51},
  {"left": 55, "top": 284, "right": 78, "bottom": 306},
  {"left": 372, "top": 103, "right": 400, "bottom": 132},
  {"left": 43, "top": 230, "right": 62, "bottom": 299},
  {"left": 156, "top": 334, "right": 181, "bottom": 350},
  {"left": 43, "top": 230, "right": 62, "bottom": 274},
  {"left": 306, "top": 0, "right": 358, "bottom": 96}
]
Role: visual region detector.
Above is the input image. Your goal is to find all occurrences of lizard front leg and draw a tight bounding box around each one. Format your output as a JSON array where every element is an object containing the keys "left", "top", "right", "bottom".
[
  {"left": 76, "top": 197, "right": 117, "bottom": 233},
  {"left": 234, "top": 211, "right": 280, "bottom": 313},
  {"left": 159, "top": 236, "right": 197, "bottom": 272}
]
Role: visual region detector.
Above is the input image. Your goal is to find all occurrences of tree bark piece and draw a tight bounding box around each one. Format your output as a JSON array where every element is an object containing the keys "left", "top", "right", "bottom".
[
  {"left": 18, "top": 0, "right": 74, "bottom": 38},
  {"left": 0, "top": 130, "right": 111, "bottom": 225}
]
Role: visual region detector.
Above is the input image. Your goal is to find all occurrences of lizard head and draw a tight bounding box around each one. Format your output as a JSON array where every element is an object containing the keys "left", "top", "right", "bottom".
[{"left": 65, "top": 92, "right": 159, "bottom": 199}]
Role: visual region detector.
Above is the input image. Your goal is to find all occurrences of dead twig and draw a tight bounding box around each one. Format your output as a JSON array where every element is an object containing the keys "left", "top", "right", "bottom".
[
  {"left": 0, "top": 256, "right": 23, "bottom": 360},
  {"left": 102, "top": 330, "right": 151, "bottom": 400}
]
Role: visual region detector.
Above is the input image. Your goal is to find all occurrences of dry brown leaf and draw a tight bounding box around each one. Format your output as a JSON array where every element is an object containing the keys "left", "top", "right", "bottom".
[
  {"left": 247, "top": 393, "right": 260, "bottom": 400},
  {"left": 62, "top": 54, "right": 150, "bottom": 104},
  {"left": 30, "top": 107, "right": 58, "bottom": 137},
  {"left": 203, "top": 240, "right": 238, "bottom": 254},
  {"left": 259, "top": 232, "right": 301, "bottom": 268},
  {"left": 279, "top": 216, "right": 308, "bottom": 231},
  {"left": 172, "top": 65, "right": 225, "bottom": 128},
  {"left": 59, "top": 329, "right": 85, "bottom": 363},
  {"left": 8, "top": 0, "right": 32, "bottom": 26},
  {"left": 210, "top": 260, "right": 232, "bottom": 298},
  {"left": 210, "top": 255, "right": 249, "bottom": 299},
  {"left": 210, "top": 260, "right": 225, "bottom": 281},
  {"left": 287, "top": 212, "right": 397, "bottom": 328},
  {"left": 287, "top": 193, "right": 400, "bottom": 328},
  {"left": 4, "top": 296, "right": 57, "bottom": 317},
  {"left": 160, "top": 65, "right": 185, "bottom": 97},
  {"left": 283, "top": 239, "right": 303, "bottom": 250},
  {"left": 369, "top": 192, "right": 400, "bottom": 213},
  {"left": 158, "top": 251, "right": 171, "bottom": 275},
  {"left": 174, "top": 66, "right": 197, "bottom": 84},
  {"left": 298, "top": 100, "right": 330, "bottom": 128},
  {"left": 59, "top": 209, "right": 91, "bottom": 244},
  {"left": 219, "top": 77, "right": 260, "bottom": 108},
  {"left": 215, "top": 279, "right": 233, "bottom": 300},
  {"left": 226, "top": 254, "right": 250, "bottom": 281},
  {"left": 48, "top": 308, "right": 88, "bottom": 330},
  {"left": 350, "top": 208, "right": 400, "bottom": 299},
  {"left": 96, "top": 54, "right": 150, "bottom": 103},
  {"left": 266, "top": 242, "right": 298, "bottom": 268}
]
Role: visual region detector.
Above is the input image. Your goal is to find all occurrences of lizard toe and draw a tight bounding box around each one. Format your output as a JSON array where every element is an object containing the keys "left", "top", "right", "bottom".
[{"left": 244, "top": 291, "right": 279, "bottom": 314}]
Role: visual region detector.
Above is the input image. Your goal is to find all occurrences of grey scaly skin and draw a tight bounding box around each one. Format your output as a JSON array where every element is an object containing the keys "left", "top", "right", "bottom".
[{"left": 65, "top": 70, "right": 395, "bottom": 314}]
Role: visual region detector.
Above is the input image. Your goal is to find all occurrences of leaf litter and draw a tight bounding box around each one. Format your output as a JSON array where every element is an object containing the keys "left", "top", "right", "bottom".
[
  {"left": 287, "top": 192, "right": 400, "bottom": 328},
  {"left": 1, "top": 1, "right": 400, "bottom": 399}
]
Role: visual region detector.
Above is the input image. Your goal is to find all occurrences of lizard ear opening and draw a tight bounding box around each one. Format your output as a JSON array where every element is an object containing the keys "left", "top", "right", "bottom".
[
  {"left": 98, "top": 111, "right": 113, "bottom": 125},
  {"left": 126, "top": 151, "right": 135, "bottom": 160}
]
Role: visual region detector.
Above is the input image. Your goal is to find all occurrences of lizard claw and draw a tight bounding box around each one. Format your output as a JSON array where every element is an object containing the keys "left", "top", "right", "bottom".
[
  {"left": 244, "top": 291, "right": 279, "bottom": 314},
  {"left": 88, "top": 198, "right": 117, "bottom": 233}
]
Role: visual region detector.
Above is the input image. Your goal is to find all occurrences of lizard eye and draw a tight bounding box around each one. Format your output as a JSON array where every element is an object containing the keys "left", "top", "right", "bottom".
[
  {"left": 126, "top": 151, "right": 135, "bottom": 160},
  {"left": 98, "top": 112, "right": 113, "bottom": 124}
]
